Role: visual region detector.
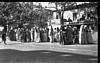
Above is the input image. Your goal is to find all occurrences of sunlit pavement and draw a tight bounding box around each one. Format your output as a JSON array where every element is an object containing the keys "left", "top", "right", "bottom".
[{"left": 0, "top": 39, "right": 98, "bottom": 63}]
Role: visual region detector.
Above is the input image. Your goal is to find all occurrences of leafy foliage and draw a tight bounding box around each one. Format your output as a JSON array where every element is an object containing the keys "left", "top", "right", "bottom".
[{"left": 0, "top": 2, "right": 52, "bottom": 28}]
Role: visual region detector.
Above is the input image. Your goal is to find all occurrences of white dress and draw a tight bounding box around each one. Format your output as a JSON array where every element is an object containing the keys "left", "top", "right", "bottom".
[
  {"left": 79, "top": 25, "right": 84, "bottom": 44},
  {"left": 30, "top": 28, "right": 33, "bottom": 42},
  {"left": 34, "top": 29, "right": 40, "bottom": 42},
  {"left": 34, "top": 29, "right": 37, "bottom": 42}
]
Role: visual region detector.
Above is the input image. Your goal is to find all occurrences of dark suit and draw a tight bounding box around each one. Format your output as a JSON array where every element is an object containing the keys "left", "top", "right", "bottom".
[
  {"left": 2, "top": 33, "right": 6, "bottom": 44},
  {"left": 2, "top": 33, "right": 6, "bottom": 41}
]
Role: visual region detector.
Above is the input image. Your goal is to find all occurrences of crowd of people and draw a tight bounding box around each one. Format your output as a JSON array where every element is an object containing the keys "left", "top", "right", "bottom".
[
  {"left": 0, "top": 24, "right": 95, "bottom": 45},
  {"left": 7, "top": 26, "right": 49, "bottom": 43},
  {"left": 60, "top": 26, "right": 77, "bottom": 45},
  {"left": 60, "top": 25, "right": 94, "bottom": 45},
  {"left": 0, "top": 25, "right": 61, "bottom": 43},
  {"left": 79, "top": 25, "right": 94, "bottom": 44}
]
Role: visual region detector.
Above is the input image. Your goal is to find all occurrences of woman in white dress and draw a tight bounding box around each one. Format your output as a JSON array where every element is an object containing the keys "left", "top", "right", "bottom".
[
  {"left": 30, "top": 27, "right": 34, "bottom": 42},
  {"left": 34, "top": 27, "right": 37, "bottom": 42},
  {"left": 79, "top": 25, "right": 87, "bottom": 44},
  {"left": 48, "top": 26, "right": 53, "bottom": 43},
  {"left": 34, "top": 27, "right": 40, "bottom": 42},
  {"left": 79, "top": 25, "right": 93, "bottom": 44}
]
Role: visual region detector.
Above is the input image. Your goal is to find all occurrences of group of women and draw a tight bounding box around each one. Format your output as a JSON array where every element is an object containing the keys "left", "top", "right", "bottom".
[
  {"left": 8, "top": 27, "right": 49, "bottom": 42},
  {"left": 60, "top": 24, "right": 94, "bottom": 45},
  {"left": 7, "top": 24, "right": 95, "bottom": 45},
  {"left": 79, "top": 25, "right": 94, "bottom": 44}
]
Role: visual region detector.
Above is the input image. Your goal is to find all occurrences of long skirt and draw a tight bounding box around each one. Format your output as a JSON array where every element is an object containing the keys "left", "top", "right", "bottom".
[
  {"left": 91, "top": 31, "right": 98, "bottom": 43},
  {"left": 16, "top": 33, "right": 18, "bottom": 41},
  {"left": 34, "top": 32, "right": 40, "bottom": 42},
  {"left": 21, "top": 33, "right": 27, "bottom": 42},
  {"left": 55, "top": 32, "right": 60, "bottom": 42},
  {"left": 43, "top": 32, "right": 48, "bottom": 42},
  {"left": 80, "top": 30, "right": 88, "bottom": 45},
  {"left": 36, "top": 33, "right": 40, "bottom": 42},
  {"left": 40, "top": 32, "right": 43, "bottom": 42},
  {"left": 31, "top": 31, "right": 34, "bottom": 42},
  {"left": 87, "top": 32, "right": 93, "bottom": 44},
  {"left": 61, "top": 33, "right": 67, "bottom": 45},
  {"left": 79, "top": 30, "right": 87, "bottom": 44},
  {"left": 66, "top": 32, "right": 73, "bottom": 44},
  {"left": 27, "top": 32, "right": 31, "bottom": 42}
]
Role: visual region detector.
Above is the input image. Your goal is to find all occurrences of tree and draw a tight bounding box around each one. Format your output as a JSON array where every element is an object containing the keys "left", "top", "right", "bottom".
[
  {"left": 0, "top": 2, "right": 52, "bottom": 29},
  {"left": 49, "top": 2, "right": 77, "bottom": 43},
  {"left": 0, "top": 2, "right": 22, "bottom": 25},
  {"left": 30, "top": 3, "right": 52, "bottom": 28}
]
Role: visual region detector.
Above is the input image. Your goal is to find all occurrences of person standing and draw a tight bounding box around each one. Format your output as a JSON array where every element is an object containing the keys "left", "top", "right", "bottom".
[
  {"left": 13, "top": 29, "right": 16, "bottom": 41},
  {"left": 40, "top": 28, "right": 43, "bottom": 42},
  {"left": 79, "top": 25, "right": 84, "bottom": 44},
  {"left": 34, "top": 27, "right": 37, "bottom": 42},
  {"left": 85, "top": 25, "right": 93, "bottom": 44},
  {"left": 44, "top": 28, "right": 48, "bottom": 42},
  {"left": 36, "top": 27, "right": 40, "bottom": 42},
  {"left": 55, "top": 27, "right": 60, "bottom": 42},
  {"left": 73, "top": 27, "right": 78, "bottom": 44},
  {"left": 2, "top": 32, "right": 7, "bottom": 45},
  {"left": 60, "top": 26, "right": 67, "bottom": 45},
  {"left": 79, "top": 25, "right": 83, "bottom": 44},
  {"left": 34, "top": 27, "right": 40, "bottom": 42},
  {"left": 40, "top": 28, "right": 44, "bottom": 42},
  {"left": 9, "top": 28, "right": 15, "bottom": 41},
  {"left": 53, "top": 28, "right": 57, "bottom": 42},
  {"left": 66, "top": 26, "right": 73, "bottom": 44},
  {"left": 21, "top": 28, "right": 27, "bottom": 42},
  {"left": 14, "top": 29, "right": 17, "bottom": 41},
  {"left": 30, "top": 27, "right": 34, "bottom": 42},
  {"left": 48, "top": 26, "right": 53, "bottom": 43},
  {"left": 47, "top": 28, "right": 49, "bottom": 42},
  {"left": 79, "top": 25, "right": 88, "bottom": 44},
  {"left": 19, "top": 28, "right": 23, "bottom": 42},
  {"left": 29, "top": 28, "right": 31, "bottom": 42},
  {"left": 23, "top": 29, "right": 27, "bottom": 42},
  {"left": 26, "top": 29, "right": 31, "bottom": 42},
  {"left": 17, "top": 28, "right": 21, "bottom": 41}
]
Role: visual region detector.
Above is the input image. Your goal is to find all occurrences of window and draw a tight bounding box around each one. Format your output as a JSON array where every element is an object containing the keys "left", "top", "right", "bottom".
[{"left": 73, "top": 13, "right": 77, "bottom": 21}]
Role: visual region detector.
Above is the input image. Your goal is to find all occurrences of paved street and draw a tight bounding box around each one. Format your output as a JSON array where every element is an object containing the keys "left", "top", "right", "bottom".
[{"left": 0, "top": 40, "right": 98, "bottom": 63}]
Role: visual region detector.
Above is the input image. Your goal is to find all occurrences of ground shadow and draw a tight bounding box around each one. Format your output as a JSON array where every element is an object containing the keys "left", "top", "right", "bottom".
[{"left": 0, "top": 49, "right": 98, "bottom": 63}]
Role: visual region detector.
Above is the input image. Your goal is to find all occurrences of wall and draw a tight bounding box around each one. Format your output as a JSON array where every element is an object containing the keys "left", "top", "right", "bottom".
[
  {"left": 63, "top": 11, "right": 73, "bottom": 21},
  {"left": 50, "top": 19, "right": 61, "bottom": 30}
]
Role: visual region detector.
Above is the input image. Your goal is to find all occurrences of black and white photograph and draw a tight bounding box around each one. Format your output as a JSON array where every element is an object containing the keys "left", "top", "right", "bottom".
[{"left": 0, "top": 2, "right": 98, "bottom": 63}]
